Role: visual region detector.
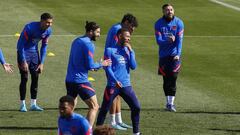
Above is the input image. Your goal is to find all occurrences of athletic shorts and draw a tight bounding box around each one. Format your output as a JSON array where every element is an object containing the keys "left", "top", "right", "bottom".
[
  {"left": 17, "top": 51, "right": 40, "bottom": 74},
  {"left": 66, "top": 82, "right": 96, "bottom": 100},
  {"left": 158, "top": 56, "right": 181, "bottom": 76}
]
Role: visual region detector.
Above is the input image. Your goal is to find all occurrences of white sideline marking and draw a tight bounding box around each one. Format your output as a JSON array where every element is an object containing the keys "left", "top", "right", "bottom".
[
  {"left": 0, "top": 34, "right": 240, "bottom": 38},
  {"left": 210, "top": 0, "right": 240, "bottom": 11}
]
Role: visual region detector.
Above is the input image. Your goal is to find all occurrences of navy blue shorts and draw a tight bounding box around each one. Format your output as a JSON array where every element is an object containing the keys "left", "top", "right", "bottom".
[
  {"left": 17, "top": 51, "right": 40, "bottom": 74},
  {"left": 66, "top": 82, "right": 96, "bottom": 100},
  {"left": 158, "top": 56, "right": 181, "bottom": 76}
]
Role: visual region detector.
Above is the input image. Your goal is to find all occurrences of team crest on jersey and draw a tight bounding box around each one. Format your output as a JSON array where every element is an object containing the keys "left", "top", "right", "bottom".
[
  {"left": 172, "top": 26, "right": 177, "bottom": 30},
  {"left": 118, "top": 56, "right": 126, "bottom": 64}
]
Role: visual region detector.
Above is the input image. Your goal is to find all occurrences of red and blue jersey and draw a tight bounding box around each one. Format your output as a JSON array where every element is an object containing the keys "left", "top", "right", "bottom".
[
  {"left": 58, "top": 113, "right": 91, "bottom": 135},
  {"left": 105, "top": 23, "right": 121, "bottom": 48},
  {"left": 104, "top": 45, "right": 136, "bottom": 87},
  {"left": 0, "top": 49, "right": 6, "bottom": 64},
  {"left": 66, "top": 36, "right": 102, "bottom": 83},
  {"left": 17, "top": 22, "right": 52, "bottom": 64},
  {"left": 154, "top": 16, "right": 184, "bottom": 58}
]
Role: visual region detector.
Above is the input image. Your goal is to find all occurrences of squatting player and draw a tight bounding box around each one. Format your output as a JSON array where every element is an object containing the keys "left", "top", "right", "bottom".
[
  {"left": 17, "top": 13, "right": 53, "bottom": 112},
  {"left": 97, "top": 28, "right": 141, "bottom": 135},
  {"left": 154, "top": 4, "right": 184, "bottom": 112},
  {"left": 105, "top": 13, "right": 138, "bottom": 130},
  {"left": 65, "top": 21, "right": 111, "bottom": 127}
]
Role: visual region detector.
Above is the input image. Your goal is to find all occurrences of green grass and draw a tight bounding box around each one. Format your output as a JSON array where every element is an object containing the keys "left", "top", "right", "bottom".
[{"left": 0, "top": 0, "right": 240, "bottom": 134}]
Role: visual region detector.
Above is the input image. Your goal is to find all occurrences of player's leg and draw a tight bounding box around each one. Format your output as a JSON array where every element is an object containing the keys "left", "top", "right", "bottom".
[
  {"left": 19, "top": 70, "right": 28, "bottom": 112},
  {"left": 29, "top": 53, "right": 43, "bottom": 111},
  {"left": 165, "top": 72, "right": 178, "bottom": 112},
  {"left": 96, "top": 86, "right": 123, "bottom": 129},
  {"left": 18, "top": 52, "right": 29, "bottom": 112},
  {"left": 84, "top": 95, "right": 99, "bottom": 127},
  {"left": 120, "top": 86, "right": 141, "bottom": 134},
  {"left": 109, "top": 98, "right": 117, "bottom": 126}
]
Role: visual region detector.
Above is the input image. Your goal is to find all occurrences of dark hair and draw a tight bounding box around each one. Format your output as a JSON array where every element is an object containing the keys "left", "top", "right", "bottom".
[
  {"left": 59, "top": 95, "right": 75, "bottom": 107},
  {"left": 41, "top": 13, "right": 53, "bottom": 20},
  {"left": 85, "top": 21, "right": 100, "bottom": 32},
  {"left": 93, "top": 125, "right": 115, "bottom": 135},
  {"left": 121, "top": 13, "right": 138, "bottom": 27},
  {"left": 162, "top": 3, "right": 173, "bottom": 10},
  {"left": 117, "top": 28, "right": 130, "bottom": 36}
]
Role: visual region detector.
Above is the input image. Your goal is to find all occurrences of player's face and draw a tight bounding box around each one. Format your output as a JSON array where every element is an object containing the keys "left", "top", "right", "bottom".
[
  {"left": 120, "top": 31, "right": 131, "bottom": 46},
  {"left": 124, "top": 22, "right": 135, "bottom": 34},
  {"left": 91, "top": 28, "right": 101, "bottom": 41},
  {"left": 163, "top": 6, "right": 174, "bottom": 19},
  {"left": 40, "top": 19, "right": 53, "bottom": 30},
  {"left": 59, "top": 102, "right": 74, "bottom": 118}
]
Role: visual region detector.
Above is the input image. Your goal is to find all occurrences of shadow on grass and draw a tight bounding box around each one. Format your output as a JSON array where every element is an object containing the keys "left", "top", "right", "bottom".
[
  {"left": 210, "top": 128, "right": 240, "bottom": 133},
  {"left": 0, "top": 126, "right": 57, "bottom": 130},
  {"left": 178, "top": 111, "right": 240, "bottom": 115}
]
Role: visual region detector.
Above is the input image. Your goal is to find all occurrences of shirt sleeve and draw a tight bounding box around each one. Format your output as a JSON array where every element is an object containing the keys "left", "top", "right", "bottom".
[
  {"left": 81, "top": 118, "right": 92, "bottom": 135},
  {"left": 84, "top": 42, "right": 102, "bottom": 70},
  {"left": 0, "top": 49, "right": 6, "bottom": 65},
  {"left": 17, "top": 24, "right": 31, "bottom": 63},
  {"left": 104, "top": 48, "right": 118, "bottom": 83},
  {"left": 126, "top": 48, "right": 137, "bottom": 70},
  {"left": 175, "top": 20, "right": 184, "bottom": 56},
  {"left": 154, "top": 22, "right": 170, "bottom": 46},
  {"left": 40, "top": 30, "right": 51, "bottom": 64},
  {"left": 105, "top": 27, "right": 118, "bottom": 48}
]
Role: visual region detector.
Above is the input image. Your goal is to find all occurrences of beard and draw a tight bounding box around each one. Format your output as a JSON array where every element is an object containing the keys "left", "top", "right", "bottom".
[{"left": 91, "top": 35, "right": 96, "bottom": 41}]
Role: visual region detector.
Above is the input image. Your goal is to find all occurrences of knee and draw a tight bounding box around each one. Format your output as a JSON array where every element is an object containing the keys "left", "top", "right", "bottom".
[
  {"left": 132, "top": 104, "right": 141, "bottom": 113},
  {"left": 21, "top": 76, "right": 28, "bottom": 83},
  {"left": 90, "top": 103, "right": 99, "bottom": 112}
]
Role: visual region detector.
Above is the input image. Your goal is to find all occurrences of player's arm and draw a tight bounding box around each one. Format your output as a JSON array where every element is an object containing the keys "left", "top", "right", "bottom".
[
  {"left": 84, "top": 43, "right": 104, "bottom": 70},
  {"left": 176, "top": 20, "right": 184, "bottom": 57},
  {"left": 36, "top": 31, "right": 52, "bottom": 73},
  {"left": 17, "top": 25, "right": 31, "bottom": 63},
  {"left": 174, "top": 20, "right": 184, "bottom": 60},
  {"left": 0, "top": 49, "right": 6, "bottom": 65},
  {"left": 125, "top": 44, "right": 137, "bottom": 70},
  {"left": 0, "top": 49, "right": 13, "bottom": 73},
  {"left": 104, "top": 48, "right": 119, "bottom": 84},
  {"left": 17, "top": 25, "right": 31, "bottom": 72},
  {"left": 154, "top": 22, "right": 170, "bottom": 46},
  {"left": 105, "top": 27, "right": 118, "bottom": 48}
]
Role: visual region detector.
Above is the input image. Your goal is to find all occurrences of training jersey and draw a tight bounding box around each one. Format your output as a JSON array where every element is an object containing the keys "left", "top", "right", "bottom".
[
  {"left": 104, "top": 44, "right": 136, "bottom": 87},
  {"left": 58, "top": 113, "right": 91, "bottom": 135},
  {"left": 0, "top": 49, "right": 6, "bottom": 64},
  {"left": 17, "top": 22, "right": 52, "bottom": 64},
  {"left": 66, "top": 36, "right": 102, "bottom": 83},
  {"left": 105, "top": 23, "right": 121, "bottom": 48},
  {"left": 154, "top": 16, "right": 184, "bottom": 58}
]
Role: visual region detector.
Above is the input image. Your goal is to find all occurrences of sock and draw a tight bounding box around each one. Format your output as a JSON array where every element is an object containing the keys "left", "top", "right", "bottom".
[
  {"left": 133, "top": 132, "right": 141, "bottom": 135},
  {"left": 168, "top": 96, "right": 175, "bottom": 105},
  {"left": 116, "top": 112, "right": 123, "bottom": 124},
  {"left": 20, "top": 100, "right": 26, "bottom": 106},
  {"left": 109, "top": 114, "right": 116, "bottom": 125},
  {"left": 166, "top": 96, "right": 169, "bottom": 105},
  {"left": 31, "top": 99, "right": 37, "bottom": 106}
]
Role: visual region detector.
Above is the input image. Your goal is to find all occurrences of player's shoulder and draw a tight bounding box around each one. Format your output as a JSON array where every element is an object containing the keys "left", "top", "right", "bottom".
[
  {"left": 73, "top": 113, "right": 89, "bottom": 123},
  {"left": 174, "top": 16, "right": 184, "bottom": 24}
]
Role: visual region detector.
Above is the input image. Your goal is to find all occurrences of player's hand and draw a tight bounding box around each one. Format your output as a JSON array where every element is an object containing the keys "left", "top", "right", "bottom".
[
  {"left": 168, "top": 35, "right": 175, "bottom": 43},
  {"left": 20, "top": 62, "right": 28, "bottom": 72},
  {"left": 173, "top": 55, "right": 180, "bottom": 61},
  {"left": 2, "top": 63, "right": 13, "bottom": 73},
  {"left": 115, "top": 81, "right": 122, "bottom": 89},
  {"left": 125, "top": 43, "right": 133, "bottom": 51},
  {"left": 101, "top": 59, "right": 112, "bottom": 67},
  {"left": 36, "top": 64, "right": 44, "bottom": 73}
]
